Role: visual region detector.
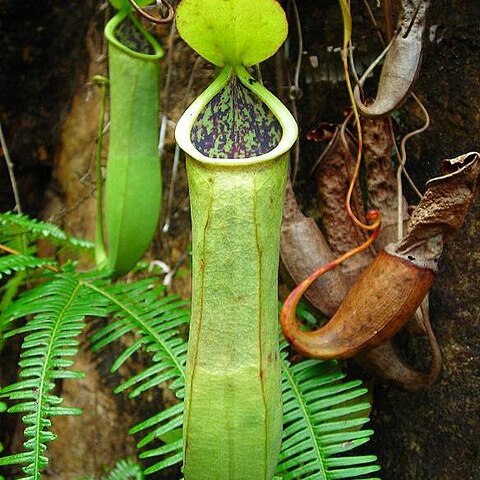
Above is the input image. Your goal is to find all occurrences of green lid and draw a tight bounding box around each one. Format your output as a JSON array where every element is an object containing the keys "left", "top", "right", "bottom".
[{"left": 176, "top": 0, "right": 288, "bottom": 66}]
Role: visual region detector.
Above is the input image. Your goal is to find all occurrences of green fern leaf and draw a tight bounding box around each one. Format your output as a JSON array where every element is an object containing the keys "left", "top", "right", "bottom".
[
  {"left": 103, "top": 458, "right": 144, "bottom": 480},
  {"left": 0, "top": 275, "right": 106, "bottom": 479},
  {"left": 76, "top": 458, "right": 143, "bottom": 480},
  {"left": 0, "top": 212, "right": 94, "bottom": 251},
  {"left": 88, "top": 278, "right": 189, "bottom": 399},
  {"left": 0, "top": 254, "right": 55, "bottom": 279},
  {"left": 276, "top": 345, "right": 381, "bottom": 479},
  {"left": 134, "top": 405, "right": 183, "bottom": 475}
]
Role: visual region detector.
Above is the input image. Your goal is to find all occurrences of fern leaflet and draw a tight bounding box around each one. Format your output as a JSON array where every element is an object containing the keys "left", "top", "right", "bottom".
[
  {"left": 102, "top": 458, "right": 144, "bottom": 480},
  {"left": 78, "top": 458, "right": 144, "bottom": 480},
  {"left": 277, "top": 345, "right": 381, "bottom": 479},
  {"left": 0, "top": 274, "right": 106, "bottom": 479},
  {"left": 0, "top": 212, "right": 94, "bottom": 251},
  {"left": 0, "top": 254, "right": 55, "bottom": 280},
  {"left": 88, "top": 278, "right": 189, "bottom": 400}
]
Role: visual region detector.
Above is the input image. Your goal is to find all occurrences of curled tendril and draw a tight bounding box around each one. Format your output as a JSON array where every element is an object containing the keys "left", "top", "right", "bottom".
[
  {"left": 280, "top": 210, "right": 382, "bottom": 359},
  {"left": 128, "top": 0, "right": 175, "bottom": 24}
]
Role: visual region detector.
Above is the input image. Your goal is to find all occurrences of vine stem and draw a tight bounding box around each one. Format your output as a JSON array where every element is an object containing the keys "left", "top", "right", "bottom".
[
  {"left": 93, "top": 76, "right": 109, "bottom": 268},
  {"left": 395, "top": 93, "right": 430, "bottom": 238},
  {"left": 0, "top": 120, "right": 22, "bottom": 213},
  {"left": 340, "top": 0, "right": 381, "bottom": 232},
  {"left": 383, "top": 0, "right": 394, "bottom": 41},
  {"left": 286, "top": 0, "right": 303, "bottom": 183}
]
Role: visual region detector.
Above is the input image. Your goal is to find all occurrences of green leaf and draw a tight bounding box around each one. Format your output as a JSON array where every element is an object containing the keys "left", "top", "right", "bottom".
[
  {"left": 338, "top": 0, "right": 352, "bottom": 45},
  {"left": 103, "top": 458, "right": 144, "bottom": 480},
  {"left": 176, "top": 0, "right": 288, "bottom": 66},
  {"left": 276, "top": 347, "right": 380, "bottom": 479},
  {"left": 0, "top": 254, "right": 55, "bottom": 280},
  {"left": 88, "top": 278, "right": 189, "bottom": 398},
  {"left": 0, "top": 211, "right": 94, "bottom": 251}
]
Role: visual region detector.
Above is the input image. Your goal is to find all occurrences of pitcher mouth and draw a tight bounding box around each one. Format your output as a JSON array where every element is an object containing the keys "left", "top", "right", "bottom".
[
  {"left": 105, "top": 10, "right": 164, "bottom": 61},
  {"left": 175, "top": 65, "right": 298, "bottom": 167}
]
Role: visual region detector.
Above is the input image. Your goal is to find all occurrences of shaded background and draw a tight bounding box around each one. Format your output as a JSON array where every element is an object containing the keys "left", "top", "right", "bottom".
[{"left": 0, "top": 0, "right": 479, "bottom": 479}]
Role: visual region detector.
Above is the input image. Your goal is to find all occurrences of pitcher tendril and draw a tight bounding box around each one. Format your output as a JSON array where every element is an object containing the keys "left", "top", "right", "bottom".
[
  {"left": 128, "top": 0, "right": 175, "bottom": 23},
  {"left": 339, "top": 0, "right": 382, "bottom": 232},
  {"left": 280, "top": 210, "right": 381, "bottom": 357}
]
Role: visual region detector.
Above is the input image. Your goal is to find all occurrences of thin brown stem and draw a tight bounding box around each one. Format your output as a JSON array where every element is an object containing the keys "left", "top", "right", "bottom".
[
  {"left": 0, "top": 120, "right": 22, "bottom": 213},
  {"left": 341, "top": 2, "right": 381, "bottom": 232},
  {"left": 361, "top": 0, "right": 386, "bottom": 44},
  {"left": 287, "top": 0, "right": 303, "bottom": 183},
  {"left": 395, "top": 93, "right": 430, "bottom": 238},
  {"left": 128, "top": 0, "right": 174, "bottom": 24},
  {"left": 383, "top": 0, "right": 394, "bottom": 41}
]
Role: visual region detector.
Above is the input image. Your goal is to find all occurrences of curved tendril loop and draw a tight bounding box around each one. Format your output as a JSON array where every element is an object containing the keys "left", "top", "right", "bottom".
[
  {"left": 128, "top": 0, "right": 174, "bottom": 24},
  {"left": 280, "top": 211, "right": 381, "bottom": 346}
]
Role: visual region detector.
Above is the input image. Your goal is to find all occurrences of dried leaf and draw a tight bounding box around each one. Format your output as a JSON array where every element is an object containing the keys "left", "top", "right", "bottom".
[
  {"left": 354, "top": 0, "right": 431, "bottom": 117},
  {"left": 362, "top": 115, "right": 408, "bottom": 249},
  {"left": 280, "top": 178, "right": 348, "bottom": 317},
  {"left": 387, "top": 151, "right": 480, "bottom": 267}
]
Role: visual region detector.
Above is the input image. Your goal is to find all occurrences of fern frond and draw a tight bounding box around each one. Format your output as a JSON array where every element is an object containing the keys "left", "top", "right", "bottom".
[
  {"left": 77, "top": 458, "right": 143, "bottom": 480},
  {"left": 103, "top": 458, "right": 144, "bottom": 480},
  {"left": 122, "top": 336, "right": 380, "bottom": 479},
  {"left": 131, "top": 403, "right": 184, "bottom": 475},
  {"left": 0, "top": 256, "right": 58, "bottom": 344},
  {"left": 87, "top": 279, "right": 188, "bottom": 477},
  {"left": 0, "top": 212, "right": 94, "bottom": 251},
  {"left": 277, "top": 344, "right": 381, "bottom": 480},
  {"left": 88, "top": 278, "right": 189, "bottom": 400},
  {"left": 0, "top": 274, "right": 106, "bottom": 479},
  {"left": 0, "top": 254, "right": 55, "bottom": 280}
]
